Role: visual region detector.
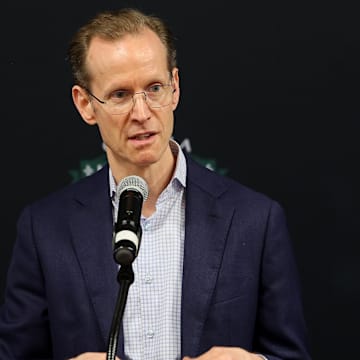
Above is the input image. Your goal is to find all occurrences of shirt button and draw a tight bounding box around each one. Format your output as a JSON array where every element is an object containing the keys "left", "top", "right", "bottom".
[
  {"left": 144, "top": 274, "right": 153, "bottom": 284},
  {"left": 143, "top": 222, "right": 150, "bottom": 231},
  {"left": 146, "top": 330, "right": 155, "bottom": 338}
]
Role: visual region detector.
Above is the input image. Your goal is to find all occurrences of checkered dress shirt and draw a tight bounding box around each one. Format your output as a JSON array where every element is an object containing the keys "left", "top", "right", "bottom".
[{"left": 110, "top": 140, "right": 186, "bottom": 360}]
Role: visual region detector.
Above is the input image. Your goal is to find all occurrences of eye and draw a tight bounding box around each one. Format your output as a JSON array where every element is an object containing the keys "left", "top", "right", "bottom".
[
  {"left": 110, "top": 90, "right": 131, "bottom": 100},
  {"left": 147, "top": 84, "right": 163, "bottom": 93}
]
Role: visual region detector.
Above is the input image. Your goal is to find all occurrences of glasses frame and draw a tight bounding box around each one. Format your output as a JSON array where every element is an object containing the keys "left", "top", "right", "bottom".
[{"left": 85, "top": 81, "right": 175, "bottom": 115}]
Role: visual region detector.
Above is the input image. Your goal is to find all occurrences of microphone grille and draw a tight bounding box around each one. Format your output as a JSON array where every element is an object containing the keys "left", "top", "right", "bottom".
[{"left": 117, "top": 175, "right": 149, "bottom": 201}]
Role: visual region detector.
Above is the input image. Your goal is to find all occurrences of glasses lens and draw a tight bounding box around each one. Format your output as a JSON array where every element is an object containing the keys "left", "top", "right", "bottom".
[
  {"left": 110, "top": 99, "right": 134, "bottom": 115},
  {"left": 147, "top": 85, "right": 173, "bottom": 109},
  {"left": 109, "top": 85, "right": 173, "bottom": 115}
]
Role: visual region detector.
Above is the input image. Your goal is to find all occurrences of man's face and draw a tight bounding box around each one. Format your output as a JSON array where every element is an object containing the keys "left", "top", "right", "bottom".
[{"left": 78, "top": 28, "right": 180, "bottom": 174}]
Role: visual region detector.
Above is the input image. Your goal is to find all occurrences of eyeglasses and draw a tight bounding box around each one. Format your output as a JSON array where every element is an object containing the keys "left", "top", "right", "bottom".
[{"left": 86, "top": 83, "right": 175, "bottom": 115}]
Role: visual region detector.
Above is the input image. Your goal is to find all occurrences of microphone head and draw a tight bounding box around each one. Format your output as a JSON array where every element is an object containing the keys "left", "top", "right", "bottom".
[{"left": 117, "top": 175, "right": 149, "bottom": 201}]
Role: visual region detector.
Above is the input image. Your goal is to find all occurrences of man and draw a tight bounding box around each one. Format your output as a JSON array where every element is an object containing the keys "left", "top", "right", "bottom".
[{"left": 0, "top": 8, "right": 311, "bottom": 360}]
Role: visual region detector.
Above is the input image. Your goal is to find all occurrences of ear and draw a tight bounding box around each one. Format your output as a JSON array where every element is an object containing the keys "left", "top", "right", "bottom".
[
  {"left": 171, "top": 67, "right": 180, "bottom": 111},
  {"left": 72, "top": 85, "right": 97, "bottom": 125}
]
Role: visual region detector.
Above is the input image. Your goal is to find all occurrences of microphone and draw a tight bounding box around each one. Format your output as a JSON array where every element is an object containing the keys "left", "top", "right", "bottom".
[{"left": 113, "top": 175, "right": 149, "bottom": 266}]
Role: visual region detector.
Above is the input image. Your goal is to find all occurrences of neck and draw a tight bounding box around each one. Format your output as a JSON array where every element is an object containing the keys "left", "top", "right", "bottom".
[
  {"left": 139, "top": 166, "right": 174, "bottom": 217},
  {"left": 110, "top": 146, "right": 177, "bottom": 217}
]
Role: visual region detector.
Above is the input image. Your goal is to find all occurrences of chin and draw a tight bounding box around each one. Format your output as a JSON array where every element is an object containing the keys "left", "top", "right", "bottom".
[
  {"left": 131, "top": 145, "right": 170, "bottom": 168},
  {"left": 134, "top": 155, "right": 159, "bottom": 167}
]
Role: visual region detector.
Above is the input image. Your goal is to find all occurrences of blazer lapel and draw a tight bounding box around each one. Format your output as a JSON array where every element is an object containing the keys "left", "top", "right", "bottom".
[
  {"left": 68, "top": 167, "right": 120, "bottom": 349},
  {"left": 181, "top": 159, "right": 234, "bottom": 356}
]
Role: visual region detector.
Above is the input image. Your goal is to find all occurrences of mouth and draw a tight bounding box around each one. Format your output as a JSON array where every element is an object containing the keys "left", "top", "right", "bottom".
[
  {"left": 130, "top": 132, "right": 154, "bottom": 140},
  {"left": 128, "top": 131, "right": 157, "bottom": 144}
]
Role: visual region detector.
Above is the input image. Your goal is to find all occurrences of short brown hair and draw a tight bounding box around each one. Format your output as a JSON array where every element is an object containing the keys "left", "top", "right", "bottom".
[{"left": 67, "top": 8, "right": 177, "bottom": 88}]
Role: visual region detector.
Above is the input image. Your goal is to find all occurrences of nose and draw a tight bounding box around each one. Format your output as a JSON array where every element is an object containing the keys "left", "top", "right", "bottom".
[{"left": 130, "top": 92, "right": 151, "bottom": 120}]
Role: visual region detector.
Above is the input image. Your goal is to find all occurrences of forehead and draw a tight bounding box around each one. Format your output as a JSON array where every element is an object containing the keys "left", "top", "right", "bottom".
[{"left": 86, "top": 28, "right": 169, "bottom": 86}]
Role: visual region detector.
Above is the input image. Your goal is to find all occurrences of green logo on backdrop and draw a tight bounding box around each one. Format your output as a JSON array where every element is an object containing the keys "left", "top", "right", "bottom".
[
  {"left": 68, "top": 138, "right": 227, "bottom": 182},
  {"left": 68, "top": 153, "right": 107, "bottom": 182}
]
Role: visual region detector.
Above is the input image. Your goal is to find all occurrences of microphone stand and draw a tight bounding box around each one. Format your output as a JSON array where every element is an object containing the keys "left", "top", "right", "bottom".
[
  {"left": 106, "top": 174, "right": 148, "bottom": 360},
  {"left": 106, "top": 264, "right": 134, "bottom": 360}
]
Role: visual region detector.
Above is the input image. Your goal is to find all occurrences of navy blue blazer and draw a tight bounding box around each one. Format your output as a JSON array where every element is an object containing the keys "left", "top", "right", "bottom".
[{"left": 0, "top": 156, "right": 311, "bottom": 360}]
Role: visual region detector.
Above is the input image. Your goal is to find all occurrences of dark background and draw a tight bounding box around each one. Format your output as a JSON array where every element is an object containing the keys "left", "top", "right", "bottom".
[{"left": 1, "top": 1, "right": 360, "bottom": 358}]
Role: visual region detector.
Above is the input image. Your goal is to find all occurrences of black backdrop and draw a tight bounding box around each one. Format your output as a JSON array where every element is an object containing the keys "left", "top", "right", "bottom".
[{"left": 1, "top": 1, "right": 360, "bottom": 358}]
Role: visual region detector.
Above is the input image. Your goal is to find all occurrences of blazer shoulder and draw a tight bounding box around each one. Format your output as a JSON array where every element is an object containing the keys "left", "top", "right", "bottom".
[
  {"left": 186, "top": 155, "right": 276, "bottom": 208},
  {"left": 22, "top": 165, "right": 109, "bottom": 215}
]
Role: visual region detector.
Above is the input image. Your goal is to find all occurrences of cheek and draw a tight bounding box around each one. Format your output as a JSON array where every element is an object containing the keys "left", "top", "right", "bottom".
[
  {"left": 164, "top": 114, "right": 174, "bottom": 136},
  {"left": 97, "top": 116, "right": 123, "bottom": 142}
]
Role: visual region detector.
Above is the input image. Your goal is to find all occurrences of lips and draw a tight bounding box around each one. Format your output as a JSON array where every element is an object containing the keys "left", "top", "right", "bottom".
[{"left": 129, "top": 132, "right": 155, "bottom": 140}]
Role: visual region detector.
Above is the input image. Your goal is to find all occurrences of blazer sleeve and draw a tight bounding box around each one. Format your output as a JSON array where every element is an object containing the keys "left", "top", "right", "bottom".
[
  {"left": 0, "top": 206, "right": 52, "bottom": 359},
  {"left": 254, "top": 200, "right": 312, "bottom": 360}
]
